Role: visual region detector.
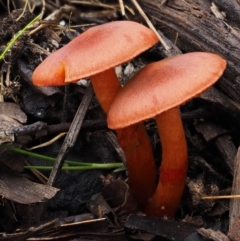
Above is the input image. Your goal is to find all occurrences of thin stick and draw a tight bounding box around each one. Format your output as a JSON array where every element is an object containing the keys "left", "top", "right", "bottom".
[
  {"left": 15, "top": 0, "right": 28, "bottom": 21},
  {"left": 130, "top": 0, "right": 170, "bottom": 50},
  {"left": 118, "top": 0, "right": 125, "bottom": 16},
  {"left": 202, "top": 195, "right": 240, "bottom": 200},
  {"left": 27, "top": 132, "right": 67, "bottom": 150},
  {"left": 47, "top": 84, "right": 94, "bottom": 186},
  {"left": 39, "top": 0, "right": 46, "bottom": 19}
]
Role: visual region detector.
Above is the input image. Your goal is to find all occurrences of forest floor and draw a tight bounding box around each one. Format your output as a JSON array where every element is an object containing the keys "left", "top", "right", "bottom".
[{"left": 0, "top": 1, "right": 239, "bottom": 241}]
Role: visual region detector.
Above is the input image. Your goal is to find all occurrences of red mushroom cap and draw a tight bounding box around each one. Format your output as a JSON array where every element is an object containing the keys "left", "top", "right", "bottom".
[
  {"left": 107, "top": 52, "right": 227, "bottom": 129},
  {"left": 32, "top": 21, "right": 158, "bottom": 86}
]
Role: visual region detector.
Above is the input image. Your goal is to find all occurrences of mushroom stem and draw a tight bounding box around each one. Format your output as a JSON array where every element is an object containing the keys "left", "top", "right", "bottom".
[
  {"left": 117, "top": 124, "right": 157, "bottom": 207},
  {"left": 91, "top": 68, "right": 121, "bottom": 113},
  {"left": 144, "top": 107, "right": 188, "bottom": 217},
  {"left": 91, "top": 68, "right": 157, "bottom": 207}
]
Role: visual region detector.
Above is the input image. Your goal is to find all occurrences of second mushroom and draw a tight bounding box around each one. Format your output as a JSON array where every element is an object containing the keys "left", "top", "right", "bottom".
[{"left": 108, "top": 52, "right": 227, "bottom": 217}]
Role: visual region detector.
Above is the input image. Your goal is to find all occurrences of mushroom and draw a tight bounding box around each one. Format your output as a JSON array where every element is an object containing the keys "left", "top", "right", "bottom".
[
  {"left": 107, "top": 52, "right": 227, "bottom": 217},
  {"left": 32, "top": 21, "right": 159, "bottom": 207}
]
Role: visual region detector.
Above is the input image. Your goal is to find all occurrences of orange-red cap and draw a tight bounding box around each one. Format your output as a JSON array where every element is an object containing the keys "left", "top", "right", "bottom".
[
  {"left": 107, "top": 52, "right": 227, "bottom": 129},
  {"left": 32, "top": 21, "right": 158, "bottom": 86}
]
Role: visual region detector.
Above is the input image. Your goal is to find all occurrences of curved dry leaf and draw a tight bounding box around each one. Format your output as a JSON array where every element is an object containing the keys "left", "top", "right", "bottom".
[
  {"left": 0, "top": 102, "right": 27, "bottom": 123},
  {"left": 0, "top": 163, "right": 59, "bottom": 204}
]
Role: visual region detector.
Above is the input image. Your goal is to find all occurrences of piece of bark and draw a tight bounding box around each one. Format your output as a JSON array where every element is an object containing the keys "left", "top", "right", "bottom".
[
  {"left": 212, "top": 0, "right": 240, "bottom": 28},
  {"left": 229, "top": 147, "right": 240, "bottom": 230},
  {"left": 0, "top": 102, "right": 28, "bottom": 144},
  {"left": 0, "top": 219, "right": 57, "bottom": 241},
  {"left": 125, "top": 214, "right": 198, "bottom": 241},
  {"left": 199, "top": 87, "right": 240, "bottom": 124},
  {"left": 0, "top": 162, "right": 59, "bottom": 204},
  {"left": 139, "top": 0, "right": 240, "bottom": 103},
  {"left": 0, "top": 214, "right": 122, "bottom": 241},
  {"left": 198, "top": 228, "right": 230, "bottom": 241},
  {"left": 195, "top": 121, "right": 230, "bottom": 142},
  {"left": 0, "top": 115, "right": 21, "bottom": 144},
  {"left": 0, "top": 102, "right": 27, "bottom": 123},
  {"left": 214, "top": 135, "right": 237, "bottom": 174},
  {"left": 228, "top": 217, "right": 240, "bottom": 241},
  {"left": 18, "top": 59, "right": 60, "bottom": 96},
  {"left": 195, "top": 121, "right": 236, "bottom": 173},
  {"left": 12, "top": 120, "right": 107, "bottom": 140}
]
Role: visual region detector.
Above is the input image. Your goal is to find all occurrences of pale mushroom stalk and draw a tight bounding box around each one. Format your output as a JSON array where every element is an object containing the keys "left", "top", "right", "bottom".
[
  {"left": 91, "top": 68, "right": 157, "bottom": 207},
  {"left": 144, "top": 107, "right": 187, "bottom": 217}
]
